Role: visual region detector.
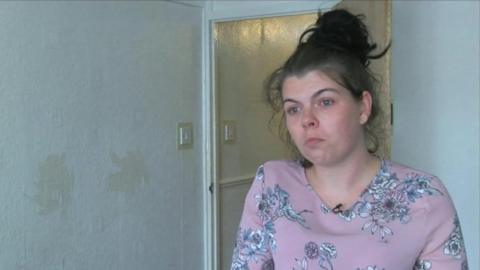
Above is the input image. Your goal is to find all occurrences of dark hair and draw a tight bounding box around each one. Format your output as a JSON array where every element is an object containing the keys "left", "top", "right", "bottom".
[{"left": 265, "top": 9, "right": 390, "bottom": 168}]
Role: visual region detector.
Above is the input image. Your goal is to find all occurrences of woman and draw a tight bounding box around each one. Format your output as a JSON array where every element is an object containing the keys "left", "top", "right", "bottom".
[{"left": 230, "top": 9, "right": 468, "bottom": 270}]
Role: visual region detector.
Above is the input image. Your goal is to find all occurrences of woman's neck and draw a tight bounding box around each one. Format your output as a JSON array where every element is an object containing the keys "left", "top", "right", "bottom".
[{"left": 306, "top": 151, "right": 380, "bottom": 209}]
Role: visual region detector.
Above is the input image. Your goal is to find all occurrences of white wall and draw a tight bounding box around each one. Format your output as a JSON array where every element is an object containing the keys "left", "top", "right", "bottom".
[
  {"left": 205, "top": 0, "right": 339, "bottom": 20},
  {"left": 392, "top": 1, "right": 479, "bottom": 269},
  {"left": 0, "top": 1, "right": 203, "bottom": 269}
]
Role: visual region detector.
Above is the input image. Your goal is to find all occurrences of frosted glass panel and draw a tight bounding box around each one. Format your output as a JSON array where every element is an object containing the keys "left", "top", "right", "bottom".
[{"left": 215, "top": 14, "right": 316, "bottom": 181}]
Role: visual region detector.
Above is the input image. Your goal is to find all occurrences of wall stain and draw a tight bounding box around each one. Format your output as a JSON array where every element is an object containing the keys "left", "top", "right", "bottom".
[
  {"left": 107, "top": 150, "right": 148, "bottom": 193},
  {"left": 32, "top": 154, "right": 74, "bottom": 215}
]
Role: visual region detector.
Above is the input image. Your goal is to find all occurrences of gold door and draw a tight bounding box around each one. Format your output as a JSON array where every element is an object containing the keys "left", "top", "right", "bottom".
[{"left": 213, "top": 1, "right": 391, "bottom": 268}]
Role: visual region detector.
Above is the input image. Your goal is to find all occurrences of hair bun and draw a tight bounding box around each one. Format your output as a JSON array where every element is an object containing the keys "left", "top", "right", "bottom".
[{"left": 300, "top": 9, "right": 387, "bottom": 67}]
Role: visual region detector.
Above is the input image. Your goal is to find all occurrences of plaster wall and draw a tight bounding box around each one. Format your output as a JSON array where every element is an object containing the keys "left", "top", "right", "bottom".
[
  {"left": 0, "top": 1, "right": 203, "bottom": 269},
  {"left": 392, "top": 1, "right": 479, "bottom": 269}
]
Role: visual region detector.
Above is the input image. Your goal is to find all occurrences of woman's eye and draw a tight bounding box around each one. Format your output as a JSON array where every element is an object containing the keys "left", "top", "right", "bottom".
[
  {"left": 286, "top": 106, "right": 300, "bottom": 115},
  {"left": 320, "top": 99, "right": 334, "bottom": 107}
]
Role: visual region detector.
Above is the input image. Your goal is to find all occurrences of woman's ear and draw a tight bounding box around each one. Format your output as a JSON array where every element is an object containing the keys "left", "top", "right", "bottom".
[{"left": 359, "top": 91, "right": 373, "bottom": 125}]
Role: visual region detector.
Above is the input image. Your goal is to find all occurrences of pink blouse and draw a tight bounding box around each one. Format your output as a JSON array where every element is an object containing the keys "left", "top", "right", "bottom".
[{"left": 231, "top": 160, "right": 468, "bottom": 270}]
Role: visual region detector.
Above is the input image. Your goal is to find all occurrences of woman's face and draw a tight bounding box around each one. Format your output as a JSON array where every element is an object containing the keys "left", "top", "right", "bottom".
[{"left": 282, "top": 70, "right": 371, "bottom": 167}]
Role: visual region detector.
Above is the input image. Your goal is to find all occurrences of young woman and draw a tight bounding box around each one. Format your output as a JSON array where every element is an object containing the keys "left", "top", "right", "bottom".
[{"left": 230, "top": 9, "right": 468, "bottom": 270}]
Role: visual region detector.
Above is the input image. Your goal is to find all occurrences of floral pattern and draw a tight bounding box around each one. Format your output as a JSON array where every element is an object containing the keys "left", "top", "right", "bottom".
[
  {"left": 335, "top": 162, "right": 443, "bottom": 240},
  {"left": 293, "top": 241, "right": 337, "bottom": 270},
  {"left": 231, "top": 225, "right": 277, "bottom": 270},
  {"left": 414, "top": 260, "right": 432, "bottom": 270},
  {"left": 356, "top": 266, "right": 385, "bottom": 270},
  {"left": 256, "top": 184, "right": 312, "bottom": 228},
  {"left": 261, "top": 259, "right": 274, "bottom": 270},
  {"left": 231, "top": 161, "right": 468, "bottom": 269},
  {"left": 444, "top": 216, "right": 466, "bottom": 259},
  {"left": 231, "top": 166, "right": 312, "bottom": 270},
  {"left": 255, "top": 165, "right": 265, "bottom": 182}
]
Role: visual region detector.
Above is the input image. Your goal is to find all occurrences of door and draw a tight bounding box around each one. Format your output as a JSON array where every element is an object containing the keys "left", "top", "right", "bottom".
[
  {"left": 209, "top": 1, "right": 391, "bottom": 269},
  {"left": 214, "top": 13, "right": 318, "bottom": 269}
]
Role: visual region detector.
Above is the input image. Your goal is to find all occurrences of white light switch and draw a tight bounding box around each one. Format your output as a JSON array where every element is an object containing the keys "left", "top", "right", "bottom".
[
  {"left": 177, "top": 122, "right": 193, "bottom": 149},
  {"left": 223, "top": 120, "right": 236, "bottom": 143}
]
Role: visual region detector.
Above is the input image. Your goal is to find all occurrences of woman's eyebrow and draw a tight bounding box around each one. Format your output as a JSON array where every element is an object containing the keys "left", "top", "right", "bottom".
[
  {"left": 282, "top": 98, "right": 298, "bottom": 104},
  {"left": 282, "top": 88, "right": 338, "bottom": 104},
  {"left": 311, "top": 88, "right": 338, "bottom": 99}
]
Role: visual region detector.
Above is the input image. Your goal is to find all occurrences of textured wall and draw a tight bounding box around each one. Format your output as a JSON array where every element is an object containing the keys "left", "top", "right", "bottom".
[
  {"left": 0, "top": 1, "right": 203, "bottom": 269},
  {"left": 392, "top": 1, "right": 479, "bottom": 269}
]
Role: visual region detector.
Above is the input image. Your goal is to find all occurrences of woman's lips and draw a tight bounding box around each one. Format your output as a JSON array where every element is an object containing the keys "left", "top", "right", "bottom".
[{"left": 304, "top": 137, "right": 324, "bottom": 146}]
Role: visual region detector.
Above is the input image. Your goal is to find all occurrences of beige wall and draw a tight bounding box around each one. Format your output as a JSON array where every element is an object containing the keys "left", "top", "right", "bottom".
[{"left": 0, "top": 1, "right": 204, "bottom": 268}]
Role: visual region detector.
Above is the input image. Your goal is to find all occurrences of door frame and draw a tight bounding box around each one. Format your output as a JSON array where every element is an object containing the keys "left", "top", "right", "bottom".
[{"left": 201, "top": 1, "right": 341, "bottom": 270}]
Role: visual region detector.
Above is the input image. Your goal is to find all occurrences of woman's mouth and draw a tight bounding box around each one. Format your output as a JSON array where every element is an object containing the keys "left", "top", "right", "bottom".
[{"left": 304, "top": 137, "right": 324, "bottom": 146}]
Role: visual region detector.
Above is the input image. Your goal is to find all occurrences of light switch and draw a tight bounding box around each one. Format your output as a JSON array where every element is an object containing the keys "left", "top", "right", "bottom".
[
  {"left": 223, "top": 120, "right": 236, "bottom": 144},
  {"left": 177, "top": 122, "right": 193, "bottom": 149}
]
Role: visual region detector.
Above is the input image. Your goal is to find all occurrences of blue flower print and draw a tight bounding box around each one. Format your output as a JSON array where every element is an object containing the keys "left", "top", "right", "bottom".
[
  {"left": 304, "top": 241, "right": 320, "bottom": 259},
  {"left": 414, "top": 260, "right": 432, "bottom": 270},
  {"left": 232, "top": 169, "right": 313, "bottom": 270},
  {"left": 293, "top": 257, "right": 308, "bottom": 270},
  {"left": 360, "top": 218, "right": 393, "bottom": 239},
  {"left": 231, "top": 226, "right": 276, "bottom": 270},
  {"left": 293, "top": 242, "right": 337, "bottom": 270},
  {"left": 338, "top": 208, "right": 356, "bottom": 221},
  {"left": 356, "top": 266, "right": 385, "bottom": 270},
  {"left": 402, "top": 174, "right": 443, "bottom": 202},
  {"left": 410, "top": 217, "right": 469, "bottom": 270},
  {"left": 345, "top": 162, "right": 443, "bottom": 240},
  {"left": 257, "top": 188, "right": 280, "bottom": 222},
  {"left": 444, "top": 216, "right": 466, "bottom": 260},
  {"left": 255, "top": 165, "right": 265, "bottom": 182},
  {"left": 255, "top": 184, "right": 312, "bottom": 228},
  {"left": 318, "top": 242, "right": 337, "bottom": 269},
  {"left": 261, "top": 259, "right": 274, "bottom": 270}
]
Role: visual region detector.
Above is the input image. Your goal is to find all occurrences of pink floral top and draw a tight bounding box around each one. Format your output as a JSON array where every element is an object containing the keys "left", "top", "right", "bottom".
[{"left": 231, "top": 160, "right": 468, "bottom": 270}]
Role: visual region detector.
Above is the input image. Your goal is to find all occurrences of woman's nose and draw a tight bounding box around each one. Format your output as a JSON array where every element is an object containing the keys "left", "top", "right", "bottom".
[{"left": 301, "top": 109, "right": 318, "bottom": 128}]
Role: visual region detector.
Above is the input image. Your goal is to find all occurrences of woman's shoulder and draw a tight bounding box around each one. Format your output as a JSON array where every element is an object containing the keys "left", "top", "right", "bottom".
[
  {"left": 384, "top": 159, "right": 450, "bottom": 195},
  {"left": 377, "top": 160, "right": 458, "bottom": 229},
  {"left": 262, "top": 159, "right": 304, "bottom": 174},
  {"left": 255, "top": 159, "right": 306, "bottom": 185},
  {"left": 263, "top": 159, "right": 302, "bottom": 169},
  {"left": 385, "top": 159, "right": 434, "bottom": 176}
]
